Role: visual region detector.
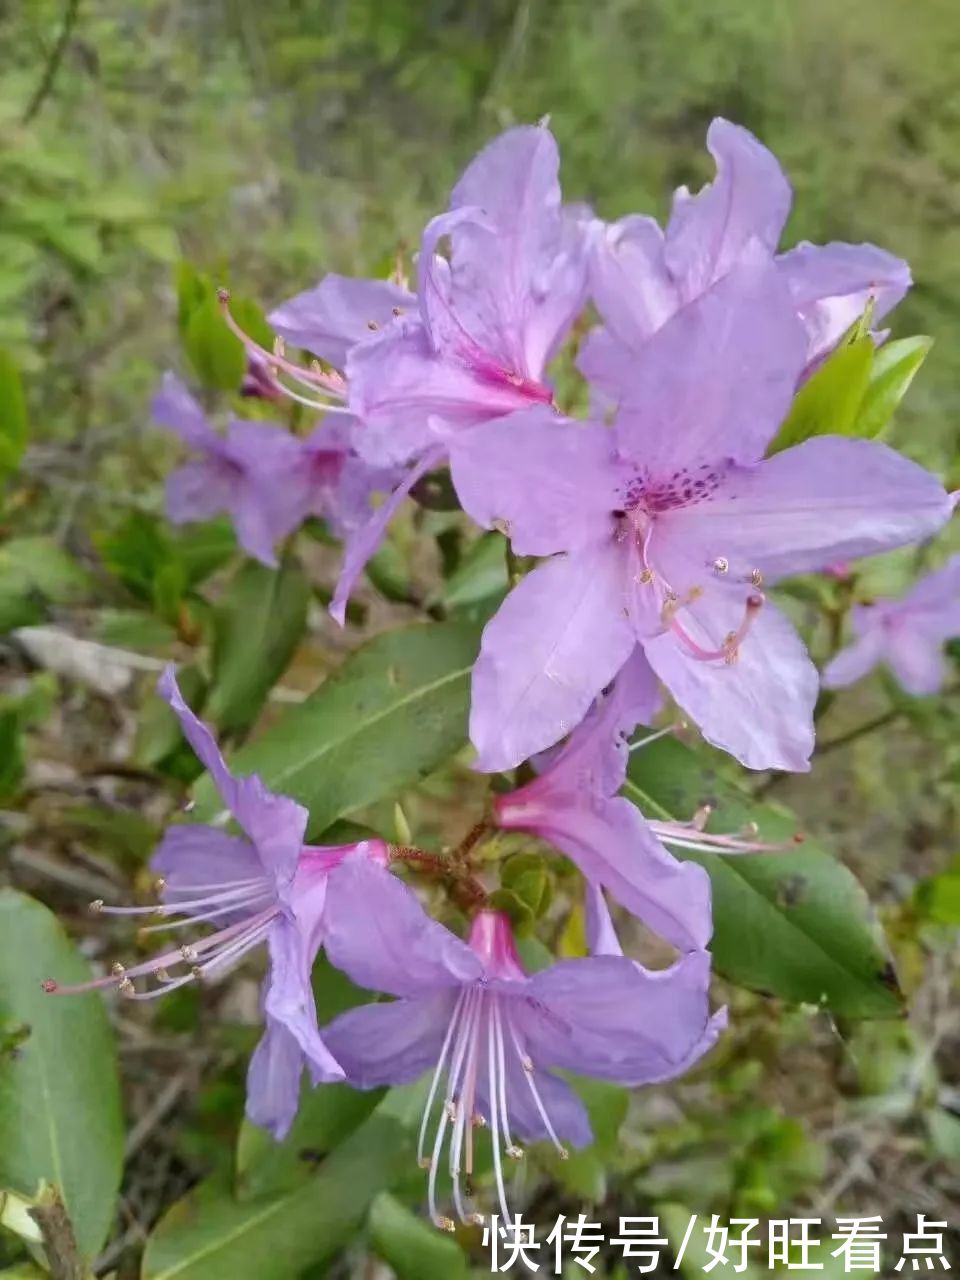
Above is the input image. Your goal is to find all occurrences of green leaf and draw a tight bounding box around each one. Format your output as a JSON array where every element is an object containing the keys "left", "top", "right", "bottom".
[
  {"left": 438, "top": 532, "right": 508, "bottom": 614},
  {"left": 915, "top": 857, "right": 960, "bottom": 924},
  {"left": 0, "top": 351, "right": 27, "bottom": 476},
  {"left": 207, "top": 557, "right": 310, "bottom": 735},
  {"left": 142, "top": 1089, "right": 420, "bottom": 1280},
  {"left": 0, "top": 537, "right": 89, "bottom": 606},
  {"left": 547, "top": 1078, "right": 629, "bottom": 1201},
  {"left": 368, "top": 1192, "right": 469, "bottom": 1280},
  {"left": 192, "top": 621, "right": 481, "bottom": 837},
  {"left": 183, "top": 291, "right": 245, "bottom": 392},
  {"left": 856, "top": 335, "right": 933, "bottom": 439},
  {"left": 624, "top": 738, "right": 903, "bottom": 1017},
  {"left": 0, "top": 891, "right": 123, "bottom": 1260},
  {"left": 0, "top": 710, "right": 24, "bottom": 801},
  {"left": 767, "top": 333, "right": 874, "bottom": 454}
]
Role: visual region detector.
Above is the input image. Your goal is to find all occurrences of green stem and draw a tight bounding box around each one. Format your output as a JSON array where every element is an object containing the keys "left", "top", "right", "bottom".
[{"left": 22, "top": 0, "right": 81, "bottom": 125}]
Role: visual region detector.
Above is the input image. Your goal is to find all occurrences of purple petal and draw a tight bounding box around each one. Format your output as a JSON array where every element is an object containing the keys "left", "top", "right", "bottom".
[
  {"left": 587, "top": 214, "right": 677, "bottom": 347},
  {"left": 532, "top": 646, "right": 663, "bottom": 797},
  {"left": 152, "top": 372, "right": 220, "bottom": 450},
  {"left": 777, "top": 241, "right": 911, "bottom": 365},
  {"left": 656, "top": 437, "right": 954, "bottom": 584},
  {"left": 481, "top": 1049, "right": 593, "bottom": 1149},
  {"left": 523, "top": 950, "right": 722, "bottom": 1084},
  {"left": 166, "top": 460, "right": 237, "bottom": 526},
  {"left": 322, "top": 857, "right": 482, "bottom": 997},
  {"left": 157, "top": 668, "right": 307, "bottom": 886},
  {"left": 576, "top": 326, "right": 634, "bottom": 413},
  {"left": 613, "top": 256, "right": 807, "bottom": 469},
  {"left": 348, "top": 320, "right": 537, "bottom": 466},
  {"left": 329, "top": 445, "right": 444, "bottom": 625},
  {"left": 665, "top": 118, "right": 791, "bottom": 299},
  {"left": 321, "top": 992, "right": 455, "bottom": 1089},
  {"left": 150, "top": 824, "right": 262, "bottom": 908},
  {"left": 448, "top": 408, "right": 621, "bottom": 556},
  {"left": 470, "top": 544, "right": 636, "bottom": 773},
  {"left": 506, "top": 791, "right": 712, "bottom": 952},
  {"left": 642, "top": 598, "right": 818, "bottom": 772},
  {"left": 263, "top": 916, "right": 344, "bottom": 1087},
  {"left": 269, "top": 274, "right": 414, "bottom": 368},
  {"left": 245, "top": 1017, "right": 306, "bottom": 1140},
  {"left": 583, "top": 883, "right": 622, "bottom": 957},
  {"left": 886, "top": 628, "right": 948, "bottom": 697},
  {"left": 822, "top": 627, "right": 887, "bottom": 690}
]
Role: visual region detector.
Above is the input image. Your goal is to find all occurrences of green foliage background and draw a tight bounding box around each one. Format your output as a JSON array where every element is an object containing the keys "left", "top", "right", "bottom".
[{"left": 0, "top": 2, "right": 958, "bottom": 1277}]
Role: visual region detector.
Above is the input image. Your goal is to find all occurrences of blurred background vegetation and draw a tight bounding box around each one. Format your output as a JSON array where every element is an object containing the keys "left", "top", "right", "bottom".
[{"left": 0, "top": 2, "right": 958, "bottom": 1276}]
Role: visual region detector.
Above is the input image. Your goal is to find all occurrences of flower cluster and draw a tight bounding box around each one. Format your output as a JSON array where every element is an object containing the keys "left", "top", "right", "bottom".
[{"left": 51, "top": 119, "right": 957, "bottom": 1228}]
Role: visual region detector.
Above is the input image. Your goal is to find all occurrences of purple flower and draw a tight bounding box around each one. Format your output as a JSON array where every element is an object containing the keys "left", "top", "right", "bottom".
[
  {"left": 582, "top": 118, "right": 911, "bottom": 403},
  {"left": 450, "top": 260, "right": 954, "bottom": 773},
  {"left": 495, "top": 651, "right": 713, "bottom": 952},
  {"left": 321, "top": 890, "right": 723, "bottom": 1228},
  {"left": 45, "top": 667, "right": 394, "bottom": 1141},
  {"left": 153, "top": 373, "right": 305, "bottom": 567},
  {"left": 257, "top": 126, "right": 586, "bottom": 620},
  {"left": 824, "top": 554, "right": 960, "bottom": 695}
]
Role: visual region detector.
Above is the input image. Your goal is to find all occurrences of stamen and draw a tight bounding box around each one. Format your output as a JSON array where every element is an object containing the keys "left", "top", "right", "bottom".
[
  {"left": 750, "top": 568, "right": 763, "bottom": 588},
  {"left": 712, "top": 557, "right": 729, "bottom": 576},
  {"left": 649, "top": 818, "right": 802, "bottom": 855},
  {"left": 417, "top": 990, "right": 467, "bottom": 1168},
  {"left": 487, "top": 999, "right": 513, "bottom": 1228},
  {"left": 669, "top": 592, "right": 763, "bottom": 663},
  {"left": 506, "top": 1015, "right": 567, "bottom": 1159},
  {"left": 628, "top": 722, "right": 683, "bottom": 753},
  {"left": 89, "top": 899, "right": 104, "bottom": 914}
]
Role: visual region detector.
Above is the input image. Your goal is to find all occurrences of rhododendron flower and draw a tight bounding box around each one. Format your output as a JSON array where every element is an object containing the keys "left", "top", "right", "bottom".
[
  {"left": 227, "top": 125, "right": 585, "bottom": 620},
  {"left": 582, "top": 118, "right": 911, "bottom": 404},
  {"left": 321, "top": 881, "right": 723, "bottom": 1228},
  {"left": 824, "top": 554, "right": 960, "bottom": 695},
  {"left": 451, "top": 261, "right": 954, "bottom": 773},
  {"left": 153, "top": 374, "right": 397, "bottom": 567},
  {"left": 154, "top": 373, "right": 306, "bottom": 566},
  {"left": 495, "top": 651, "right": 713, "bottom": 951},
  {"left": 44, "top": 667, "right": 396, "bottom": 1141}
]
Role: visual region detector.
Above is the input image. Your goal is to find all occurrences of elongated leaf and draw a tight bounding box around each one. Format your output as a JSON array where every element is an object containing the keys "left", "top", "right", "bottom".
[
  {"left": 0, "top": 891, "right": 123, "bottom": 1260},
  {"left": 767, "top": 334, "right": 873, "bottom": 455},
  {"left": 207, "top": 557, "right": 310, "bottom": 735},
  {"left": 368, "top": 1192, "right": 469, "bottom": 1280},
  {"left": 192, "top": 621, "right": 481, "bottom": 836},
  {"left": 624, "top": 738, "right": 902, "bottom": 1017},
  {"left": 438, "top": 532, "right": 508, "bottom": 614},
  {"left": 143, "top": 1088, "right": 420, "bottom": 1280},
  {"left": 0, "top": 351, "right": 27, "bottom": 475},
  {"left": 856, "top": 335, "right": 933, "bottom": 439}
]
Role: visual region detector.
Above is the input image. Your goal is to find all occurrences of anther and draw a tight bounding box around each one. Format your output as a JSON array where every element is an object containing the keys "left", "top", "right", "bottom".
[
  {"left": 179, "top": 944, "right": 199, "bottom": 963},
  {"left": 391, "top": 306, "right": 403, "bottom": 317},
  {"left": 521, "top": 1055, "right": 534, "bottom": 1074},
  {"left": 712, "top": 557, "right": 729, "bottom": 576},
  {"left": 638, "top": 569, "right": 654, "bottom": 585},
  {"left": 156, "top": 968, "right": 171, "bottom": 982},
  {"left": 216, "top": 287, "right": 230, "bottom": 305},
  {"left": 470, "top": 1213, "right": 485, "bottom": 1226},
  {"left": 437, "top": 1217, "right": 456, "bottom": 1234},
  {"left": 272, "top": 336, "right": 286, "bottom": 360},
  {"left": 472, "top": 1113, "right": 486, "bottom": 1128},
  {"left": 89, "top": 899, "right": 104, "bottom": 914},
  {"left": 558, "top": 1147, "right": 570, "bottom": 1161},
  {"left": 118, "top": 977, "right": 136, "bottom": 998},
  {"left": 750, "top": 568, "right": 763, "bottom": 587},
  {"left": 507, "top": 1145, "right": 524, "bottom": 1160},
  {"left": 190, "top": 966, "right": 204, "bottom": 981},
  {"left": 41, "top": 979, "right": 57, "bottom": 993},
  {"left": 445, "top": 1100, "right": 457, "bottom": 1120},
  {"left": 111, "top": 962, "right": 127, "bottom": 977},
  {"left": 367, "top": 320, "right": 379, "bottom": 331},
  {"left": 692, "top": 805, "right": 712, "bottom": 831},
  {"left": 418, "top": 1156, "right": 432, "bottom": 1169},
  {"left": 154, "top": 876, "right": 167, "bottom": 893}
]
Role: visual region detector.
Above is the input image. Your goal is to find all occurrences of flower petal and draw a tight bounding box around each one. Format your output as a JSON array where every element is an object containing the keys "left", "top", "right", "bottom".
[
  {"left": 165, "top": 460, "right": 237, "bottom": 527},
  {"left": 322, "top": 992, "right": 455, "bottom": 1089},
  {"left": 587, "top": 214, "right": 677, "bottom": 348},
  {"left": 348, "top": 321, "right": 534, "bottom": 466},
  {"left": 822, "top": 625, "right": 887, "bottom": 690},
  {"left": 157, "top": 667, "right": 307, "bottom": 885},
  {"left": 152, "top": 372, "right": 220, "bottom": 450},
  {"left": 269, "top": 274, "right": 414, "bottom": 368},
  {"left": 481, "top": 1046, "right": 593, "bottom": 1149},
  {"left": 656, "top": 437, "right": 954, "bottom": 585},
  {"left": 886, "top": 627, "right": 948, "bottom": 697},
  {"left": 329, "top": 445, "right": 444, "bottom": 625},
  {"left": 665, "top": 118, "right": 791, "bottom": 299},
  {"left": 614, "top": 256, "right": 807, "bottom": 470},
  {"left": 264, "top": 916, "right": 344, "bottom": 1087},
  {"left": 323, "top": 857, "right": 482, "bottom": 997},
  {"left": 777, "top": 241, "right": 911, "bottom": 365},
  {"left": 642, "top": 597, "right": 818, "bottom": 772},
  {"left": 470, "top": 544, "right": 636, "bottom": 773},
  {"left": 519, "top": 794, "right": 712, "bottom": 952},
  {"left": 151, "top": 824, "right": 262, "bottom": 902},
  {"left": 523, "top": 950, "right": 722, "bottom": 1084},
  {"left": 448, "top": 407, "right": 621, "bottom": 556},
  {"left": 245, "top": 1017, "right": 306, "bottom": 1141}
]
